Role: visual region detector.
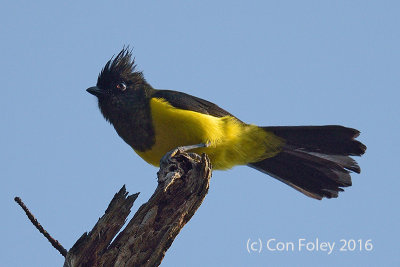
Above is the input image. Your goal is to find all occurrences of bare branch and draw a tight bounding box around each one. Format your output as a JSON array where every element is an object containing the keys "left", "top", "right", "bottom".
[{"left": 14, "top": 196, "right": 67, "bottom": 257}]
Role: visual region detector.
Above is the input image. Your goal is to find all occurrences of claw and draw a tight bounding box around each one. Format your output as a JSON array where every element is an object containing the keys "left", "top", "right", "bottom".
[{"left": 160, "top": 142, "right": 210, "bottom": 165}]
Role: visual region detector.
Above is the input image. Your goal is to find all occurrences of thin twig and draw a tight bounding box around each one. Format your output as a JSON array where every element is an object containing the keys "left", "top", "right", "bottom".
[{"left": 14, "top": 197, "right": 67, "bottom": 257}]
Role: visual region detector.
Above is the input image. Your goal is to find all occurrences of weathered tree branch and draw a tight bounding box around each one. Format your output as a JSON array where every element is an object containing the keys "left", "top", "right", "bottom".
[
  {"left": 14, "top": 197, "right": 68, "bottom": 257},
  {"left": 15, "top": 151, "right": 211, "bottom": 266},
  {"left": 63, "top": 151, "right": 212, "bottom": 267}
]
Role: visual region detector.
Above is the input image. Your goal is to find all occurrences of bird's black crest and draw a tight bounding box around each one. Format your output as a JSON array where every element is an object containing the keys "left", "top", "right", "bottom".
[{"left": 97, "top": 47, "right": 146, "bottom": 89}]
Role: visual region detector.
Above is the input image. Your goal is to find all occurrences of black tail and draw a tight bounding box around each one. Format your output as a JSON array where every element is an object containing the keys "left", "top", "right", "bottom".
[{"left": 248, "top": 125, "right": 366, "bottom": 200}]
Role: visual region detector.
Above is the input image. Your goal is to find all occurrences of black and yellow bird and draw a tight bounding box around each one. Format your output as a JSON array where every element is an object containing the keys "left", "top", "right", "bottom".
[{"left": 87, "top": 48, "right": 366, "bottom": 200}]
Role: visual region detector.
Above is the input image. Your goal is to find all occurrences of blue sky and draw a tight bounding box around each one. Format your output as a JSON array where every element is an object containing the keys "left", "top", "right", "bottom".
[{"left": 1, "top": 1, "right": 399, "bottom": 266}]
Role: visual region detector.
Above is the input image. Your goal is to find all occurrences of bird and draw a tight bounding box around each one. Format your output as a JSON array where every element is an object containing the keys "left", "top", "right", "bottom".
[{"left": 87, "top": 48, "right": 366, "bottom": 200}]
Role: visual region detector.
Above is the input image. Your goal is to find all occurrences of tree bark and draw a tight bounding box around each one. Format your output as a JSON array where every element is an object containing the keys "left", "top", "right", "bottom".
[{"left": 64, "top": 151, "right": 212, "bottom": 267}]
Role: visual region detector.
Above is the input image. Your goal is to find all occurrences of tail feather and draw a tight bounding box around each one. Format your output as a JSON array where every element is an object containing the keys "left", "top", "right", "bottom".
[
  {"left": 248, "top": 125, "right": 366, "bottom": 200},
  {"left": 263, "top": 125, "right": 366, "bottom": 156},
  {"left": 307, "top": 152, "right": 360, "bottom": 173}
]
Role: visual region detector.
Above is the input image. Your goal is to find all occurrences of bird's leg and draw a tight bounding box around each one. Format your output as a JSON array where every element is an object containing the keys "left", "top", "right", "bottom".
[{"left": 160, "top": 142, "right": 211, "bottom": 165}]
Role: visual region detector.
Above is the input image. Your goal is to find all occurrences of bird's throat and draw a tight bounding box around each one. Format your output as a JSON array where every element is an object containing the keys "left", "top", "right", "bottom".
[{"left": 107, "top": 103, "right": 156, "bottom": 152}]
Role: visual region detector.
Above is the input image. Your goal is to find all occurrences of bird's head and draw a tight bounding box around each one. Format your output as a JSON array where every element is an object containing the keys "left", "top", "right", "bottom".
[{"left": 87, "top": 47, "right": 151, "bottom": 122}]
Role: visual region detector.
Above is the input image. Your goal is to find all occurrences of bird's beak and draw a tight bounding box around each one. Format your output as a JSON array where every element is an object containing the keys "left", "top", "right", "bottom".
[{"left": 86, "top": 86, "right": 105, "bottom": 97}]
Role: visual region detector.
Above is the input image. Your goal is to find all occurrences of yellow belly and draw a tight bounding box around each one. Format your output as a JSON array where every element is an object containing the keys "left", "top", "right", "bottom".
[{"left": 135, "top": 98, "right": 283, "bottom": 169}]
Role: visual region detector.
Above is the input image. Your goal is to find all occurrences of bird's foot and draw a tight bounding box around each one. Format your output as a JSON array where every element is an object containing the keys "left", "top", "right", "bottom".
[{"left": 160, "top": 142, "right": 211, "bottom": 166}]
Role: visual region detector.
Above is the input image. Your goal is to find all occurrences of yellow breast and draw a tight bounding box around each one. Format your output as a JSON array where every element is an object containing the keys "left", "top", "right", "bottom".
[{"left": 135, "top": 98, "right": 283, "bottom": 169}]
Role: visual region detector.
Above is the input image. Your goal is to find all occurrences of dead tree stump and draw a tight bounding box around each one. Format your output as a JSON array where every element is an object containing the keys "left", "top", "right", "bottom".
[{"left": 63, "top": 151, "right": 212, "bottom": 267}]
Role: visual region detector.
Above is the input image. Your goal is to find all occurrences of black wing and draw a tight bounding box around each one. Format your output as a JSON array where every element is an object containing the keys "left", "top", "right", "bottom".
[{"left": 151, "top": 90, "right": 240, "bottom": 120}]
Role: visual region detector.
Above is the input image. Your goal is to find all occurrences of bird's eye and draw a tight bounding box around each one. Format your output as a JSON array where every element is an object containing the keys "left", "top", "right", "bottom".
[{"left": 116, "top": 82, "right": 127, "bottom": 91}]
